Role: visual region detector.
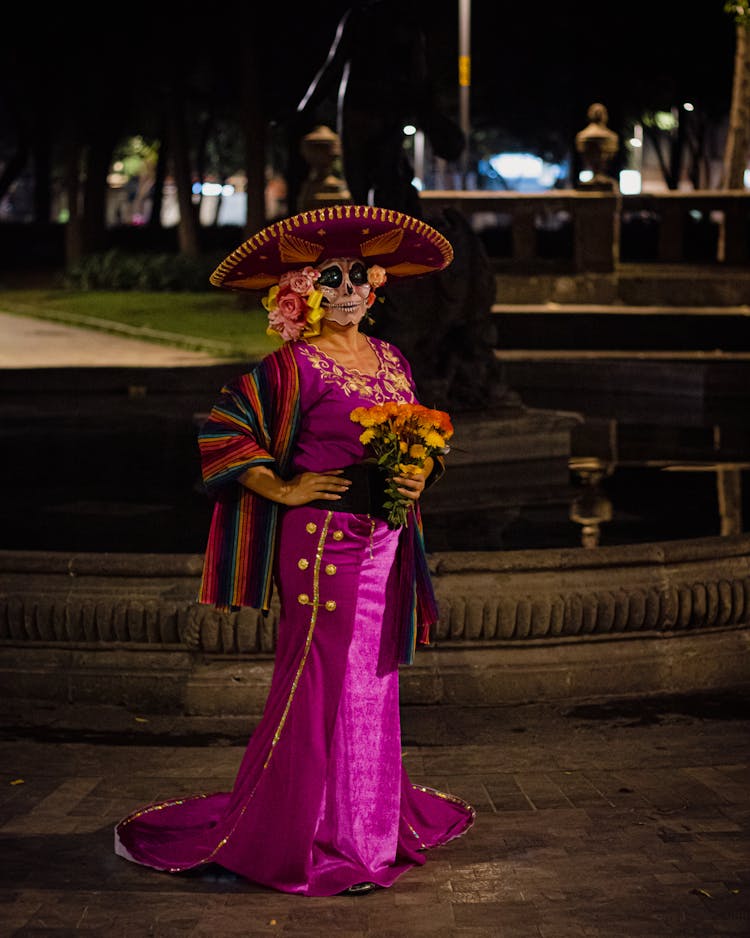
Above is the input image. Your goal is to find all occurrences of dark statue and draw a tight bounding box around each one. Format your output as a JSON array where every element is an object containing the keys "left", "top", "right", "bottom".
[
  {"left": 294, "top": 0, "right": 519, "bottom": 412},
  {"left": 296, "top": 0, "right": 464, "bottom": 213},
  {"left": 369, "top": 208, "right": 519, "bottom": 412}
]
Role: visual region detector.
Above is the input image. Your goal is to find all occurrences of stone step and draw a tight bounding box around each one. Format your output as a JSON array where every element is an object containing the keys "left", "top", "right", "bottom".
[{"left": 491, "top": 304, "right": 750, "bottom": 352}]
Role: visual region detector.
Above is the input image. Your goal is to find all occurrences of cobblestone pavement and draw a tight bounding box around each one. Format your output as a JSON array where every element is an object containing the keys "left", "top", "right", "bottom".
[{"left": 1, "top": 690, "right": 749, "bottom": 937}]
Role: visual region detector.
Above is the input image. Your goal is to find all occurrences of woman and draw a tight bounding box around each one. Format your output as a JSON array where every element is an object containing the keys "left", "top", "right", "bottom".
[{"left": 114, "top": 204, "right": 474, "bottom": 897}]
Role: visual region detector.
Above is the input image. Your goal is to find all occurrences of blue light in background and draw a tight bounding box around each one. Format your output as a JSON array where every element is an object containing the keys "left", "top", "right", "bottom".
[{"left": 478, "top": 153, "right": 566, "bottom": 192}]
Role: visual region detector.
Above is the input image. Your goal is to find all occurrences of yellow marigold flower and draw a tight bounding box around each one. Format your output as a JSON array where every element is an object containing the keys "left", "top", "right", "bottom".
[
  {"left": 409, "top": 443, "right": 427, "bottom": 460},
  {"left": 397, "top": 463, "right": 423, "bottom": 476},
  {"left": 350, "top": 407, "right": 365, "bottom": 423},
  {"left": 424, "top": 431, "right": 445, "bottom": 449},
  {"left": 399, "top": 440, "right": 408, "bottom": 453},
  {"left": 359, "top": 428, "right": 376, "bottom": 445}
]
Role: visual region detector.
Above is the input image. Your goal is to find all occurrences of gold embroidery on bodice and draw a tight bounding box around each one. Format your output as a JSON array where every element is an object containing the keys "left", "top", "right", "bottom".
[{"left": 298, "top": 338, "right": 414, "bottom": 404}]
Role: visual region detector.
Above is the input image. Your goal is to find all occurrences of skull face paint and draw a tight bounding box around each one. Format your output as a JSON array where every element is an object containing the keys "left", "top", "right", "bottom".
[{"left": 317, "top": 258, "right": 371, "bottom": 326}]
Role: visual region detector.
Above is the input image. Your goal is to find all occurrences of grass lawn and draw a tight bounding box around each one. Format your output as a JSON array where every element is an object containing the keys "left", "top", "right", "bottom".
[{"left": 0, "top": 289, "right": 278, "bottom": 359}]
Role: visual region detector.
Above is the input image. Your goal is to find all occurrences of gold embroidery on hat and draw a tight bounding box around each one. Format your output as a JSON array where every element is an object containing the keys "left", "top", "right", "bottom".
[
  {"left": 385, "top": 261, "right": 441, "bottom": 277},
  {"left": 279, "top": 233, "right": 324, "bottom": 264},
  {"left": 360, "top": 228, "right": 404, "bottom": 257}
]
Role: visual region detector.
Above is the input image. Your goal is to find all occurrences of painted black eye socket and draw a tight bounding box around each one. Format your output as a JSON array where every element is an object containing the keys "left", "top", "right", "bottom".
[
  {"left": 349, "top": 263, "right": 368, "bottom": 285},
  {"left": 318, "top": 266, "right": 342, "bottom": 288}
]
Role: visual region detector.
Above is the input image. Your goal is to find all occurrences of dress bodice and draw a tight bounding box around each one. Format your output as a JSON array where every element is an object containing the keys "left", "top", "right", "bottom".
[{"left": 290, "top": 336, "right": 417, "bottom": 474}]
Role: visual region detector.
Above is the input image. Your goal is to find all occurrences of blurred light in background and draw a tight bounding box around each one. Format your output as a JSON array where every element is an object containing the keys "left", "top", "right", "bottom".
[
  {"left": 480, "top": 153, "right": 564, "bottom": 191},
  {"left": 619, "top": 169, "right": 642, "bottom": 194}
]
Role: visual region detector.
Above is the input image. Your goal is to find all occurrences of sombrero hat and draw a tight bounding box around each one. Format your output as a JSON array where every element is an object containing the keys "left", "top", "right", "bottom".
[{"left": 209, "top": 204, "right": 453, "bottom": 291}]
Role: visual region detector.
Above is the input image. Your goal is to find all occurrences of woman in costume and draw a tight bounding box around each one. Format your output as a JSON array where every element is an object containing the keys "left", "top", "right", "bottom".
[{"left": 114, "top": 205, "right": 474, "bottom": 897}]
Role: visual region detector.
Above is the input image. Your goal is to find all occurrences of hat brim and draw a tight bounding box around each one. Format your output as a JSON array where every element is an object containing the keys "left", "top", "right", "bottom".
[{"left": 210, "top": 204, "right": 453, "bottom": 291}]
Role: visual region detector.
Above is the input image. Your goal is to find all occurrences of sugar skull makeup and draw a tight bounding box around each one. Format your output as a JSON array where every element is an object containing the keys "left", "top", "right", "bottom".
[{"left": 317, "top": 258, "right": 371, "bottom": 326}]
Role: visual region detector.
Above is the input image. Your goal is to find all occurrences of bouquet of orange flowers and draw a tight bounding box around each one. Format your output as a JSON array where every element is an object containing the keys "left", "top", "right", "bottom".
[{"left": 349, "top": 402, "right": 454, "bottom": 529}]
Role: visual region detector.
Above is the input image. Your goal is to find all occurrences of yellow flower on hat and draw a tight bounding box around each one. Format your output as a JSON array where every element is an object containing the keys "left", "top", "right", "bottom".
[{"left": 262, "top": 285, "right": 280, "bottom": 312}]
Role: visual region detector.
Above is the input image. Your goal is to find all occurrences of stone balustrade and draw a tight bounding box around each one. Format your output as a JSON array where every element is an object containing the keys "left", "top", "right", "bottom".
[{"left": 419, "top": 189, "right": 750, "bottom": 272}]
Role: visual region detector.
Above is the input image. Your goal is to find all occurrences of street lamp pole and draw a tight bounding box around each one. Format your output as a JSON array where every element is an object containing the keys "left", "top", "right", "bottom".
[{"left": 458, "top": 0, "right": 471, "bottom": 188}]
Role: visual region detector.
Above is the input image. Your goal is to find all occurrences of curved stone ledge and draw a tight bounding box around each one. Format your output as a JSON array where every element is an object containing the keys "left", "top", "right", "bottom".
[
  {"left": 1, "top": 536, "right": 749, "bottom": 651},
  {"left": 1, "top": 537, "right": 749, "bottom": 709}
]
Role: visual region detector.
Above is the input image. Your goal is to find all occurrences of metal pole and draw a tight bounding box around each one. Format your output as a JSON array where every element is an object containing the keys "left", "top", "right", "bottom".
[
  {"left": 413, "top": 129, "right": 425, "bottom": 187},
  {"left": 458, "top": 0, "right": 471, "bottom": 188}
]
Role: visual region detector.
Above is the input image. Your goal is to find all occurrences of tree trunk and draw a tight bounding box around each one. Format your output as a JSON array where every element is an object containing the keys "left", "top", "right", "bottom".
[
  {"left": 81, "top": 134, "right": 115, "bottom": 254},
  {"left": 0, "top": 103, "right": 29, "bottom": 203},
  {"left": 0, "top": 144, "right": 29, "bottom": 203},
  {"left": 64, "top": 138, "right": 85, "bottom": 264},
  {"left": 644, "top": 125, "right": 678, "bottom": 190},
  {"left": 718, "top": 16, "right": 750, "bottom": 261},
  {"left": 240, "top": 32, "right": 267, "bottom": 237},
  {"left": 168, "top": 91, "right": 201, "bottom": 257},
  {"left": 723, "top": 20, "right": 750, "bottom": 188},
  {"left": 31, "top": 126, "right": 51, "bottom": 223},
  {"left": 195, "top": 113, "right": 213, "bottom": 224},
  {"left": 148, "top": 132, "right": 168, "bottom": 229}
]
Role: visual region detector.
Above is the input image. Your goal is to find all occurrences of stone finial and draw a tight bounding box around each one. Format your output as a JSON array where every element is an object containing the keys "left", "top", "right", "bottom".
[
  {"left": 575, "top": 102, "right": 619, "bottom": 190},
  {"left": 298, "top": 125, "right": 351, "bottom": 210}
]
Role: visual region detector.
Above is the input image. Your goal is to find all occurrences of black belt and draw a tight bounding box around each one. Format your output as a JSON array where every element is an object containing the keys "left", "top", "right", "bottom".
[{"left": 307, "top": 462, "right": 388, "bottom": 519}]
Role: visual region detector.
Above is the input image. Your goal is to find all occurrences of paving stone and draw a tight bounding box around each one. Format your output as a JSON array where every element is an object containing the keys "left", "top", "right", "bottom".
[{"left": 1, "top": 692, "right": 749, "bottom": 936}]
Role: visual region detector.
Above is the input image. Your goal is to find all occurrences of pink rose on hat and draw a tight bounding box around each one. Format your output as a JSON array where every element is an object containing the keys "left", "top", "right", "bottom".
[{"left": 280, "top": 266, "right": 320, "bottom": 296}]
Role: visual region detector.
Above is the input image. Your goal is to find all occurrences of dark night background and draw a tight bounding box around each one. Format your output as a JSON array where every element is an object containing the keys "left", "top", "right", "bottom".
[{"left": 2, "top": 1, "right": 737, "bottom": 185}]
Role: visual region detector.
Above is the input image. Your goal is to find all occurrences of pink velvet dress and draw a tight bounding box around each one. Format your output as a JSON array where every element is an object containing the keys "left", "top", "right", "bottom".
[{"left": 114, "top": 336, "right": 474, "bottom": 896}]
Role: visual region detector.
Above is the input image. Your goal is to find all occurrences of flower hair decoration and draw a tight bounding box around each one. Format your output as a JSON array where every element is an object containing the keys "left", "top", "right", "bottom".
[
  {"left": 262, "top": 264, "right": 389, "bottom": 341},
  {"left": 366, "top": 265, "right": 387, "bottom": 308},
  {"left": 262, "top": 266, "right": 324, "bottom": 342}
]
